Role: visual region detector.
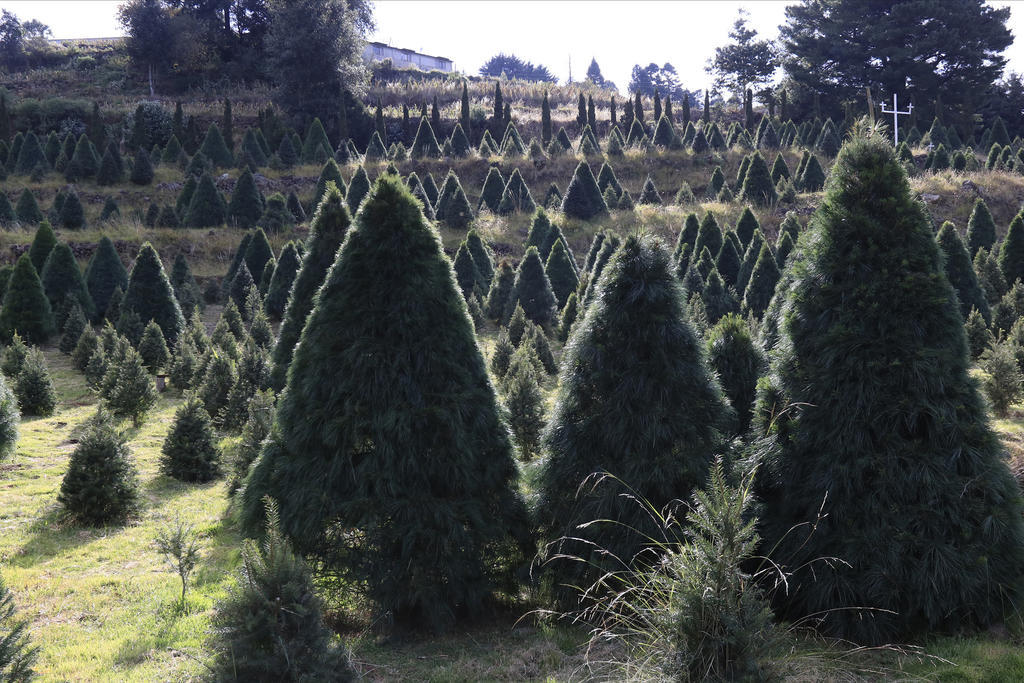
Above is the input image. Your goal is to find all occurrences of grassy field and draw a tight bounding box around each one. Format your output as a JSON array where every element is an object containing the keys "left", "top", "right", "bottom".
[{"left": 0, "top": 304, "right": 1023, "bottom": 680}]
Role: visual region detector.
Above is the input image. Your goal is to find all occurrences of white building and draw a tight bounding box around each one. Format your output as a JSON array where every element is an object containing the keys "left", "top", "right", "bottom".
[{"left": 363, "top": 42, "right": 453, "bottom": 73}]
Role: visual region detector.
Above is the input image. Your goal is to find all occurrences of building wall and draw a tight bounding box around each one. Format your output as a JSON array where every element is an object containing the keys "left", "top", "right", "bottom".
[{"left": 363, "top": 43, "right": 453, "bottom": 72}]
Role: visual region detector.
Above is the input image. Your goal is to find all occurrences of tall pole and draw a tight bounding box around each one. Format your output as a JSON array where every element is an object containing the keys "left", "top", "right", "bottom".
[{"left": 880, "top": 93, "right": 913, "bottom": 147}]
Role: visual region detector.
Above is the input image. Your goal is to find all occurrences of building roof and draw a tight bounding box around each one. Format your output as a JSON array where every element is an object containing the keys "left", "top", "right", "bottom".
[{"left": 366, "top": 41, "right": 452, "bottom": 64}]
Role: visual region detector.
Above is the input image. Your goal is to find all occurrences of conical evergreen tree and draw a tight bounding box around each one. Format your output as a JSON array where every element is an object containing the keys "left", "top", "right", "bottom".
[
  {"left": 346, "top": 166, "right": 370, "bottom": 215},
  {"left": 452, "top": 241, "right": 481, "bottom": 300},
  {"left": 485, "top": 260, "right": 515, "bottom": 322},
  {"left": 508, "top": 247, "right": 558, "bottom": 328},
  {"left": 740, "top": 152, "right": 777, "bottom": 206},
  {"left": 41, "top": 242, "right": 96, "bottom": 323},
  {"left": 27, "top": 221, "right": 57, "bottom": 274},
  {"left": 936, "top": 221, "right": 990, "bottom": 323},
  {"left": 96, "top": 144, "right": 123, "bottom": 185},
  {"left": 270, "top": 186, "right": 352, "bottom": 390},
  {"left": 264, "top": 242, "right": 301, "bottom": 321},
  {"left": 199, "top": 123, "right": 234, "bottom": 167},
  {"left": 741, "top": 244, "right": 779, "bottom": 319},
  {"left": 240, "top": 176, "right": 531, "bottom": 631},
  {"left": 561, "top": 161, "right": 607, "bottom": 219},
  {"left": 16, "top": 189, "right": 43, "bottom": 226},
  {"left": 694, "top": 211, "right": 723, "bottom": 260},
  {"left": 130, "top": 148, "right": 154, "bottom": 185},
  {"left": 58, "top": 407, "right": 140, "bottom": 525},
  {"left": 160, "top": 394, "right": 221, "bottom": 482},
  {"left": 59, "top": 304, "right": 87, "bottom": 356},
  {"left": 227, "top": 169, "right": 264, "bottom": 229},
  {"left": 702, "top": 268, "right": 740, "bottom": 324},
  {"left": 466, "top": 229, "right": 494, "bottom": 289},
  {"left": 538, "top": 235, "right": 732, "bottom": 608},
  {"left": 120, "top": 243, "right": 185, "bottom": 344},
  {"left": 434, "top": 170, "right": 474, "bottom": 230},
  {"left": 966, "top": 198, "right": 996, "bottom": 258},
  {"left": 799, "top": 154, "right": 826, "bottom": 191},
  {"left": 85, "top": 236, "right": 128, "bottom": 321},
  {"left": 15, "top": 348, "right": 57, "bottom": 417},
  {"left": 184, "top": 172, "right": 227, "bottom": 227},
  {"left": 169, "top": 253, "right": 203, "bottom": 315},
  {"left": 637, "top": 176, "right": 663, "bottom": 204},
  {"left": 754, "top": 136, "right": 1024, "bottom": 644},
  {"left": 58, "top": 188, "right": 86, "bottom": 230},
  {"left": 715, "top": 237, "right": 741, "bottom": 288},
  {"left": 545, "top": 239, "right": 579, "bottom": 308},
  {"left": 0, "top": 255, "right": 54, "bottom": 343},
  {"left": 477, "top": 167, "right": 505, "bottom": 213},
  {"left": 410, "top": 117, "right": 442, "bottom": 159},
  {"left": 313, "top": 159, "right": 345, "bottom": 210},
  {"left": 496, "top": 168, "right": 535, "bottom": 215},
  {"left": 707, "top": 313, "right": 763, "bottom": 434},
  {"left": 999, "top": 212, "right": 1024, "bottom": 288}
]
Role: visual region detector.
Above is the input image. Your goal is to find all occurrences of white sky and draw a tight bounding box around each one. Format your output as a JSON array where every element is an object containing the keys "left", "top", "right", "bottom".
[{"left": 5, "top": 0, "right": 1024, "bottom": 95}]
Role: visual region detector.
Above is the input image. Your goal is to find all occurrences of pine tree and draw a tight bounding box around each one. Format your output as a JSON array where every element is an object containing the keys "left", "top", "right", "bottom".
[
  {"left": 121, "top": 243, "right": 185, "bottom": 344},
  {"left": 184, "top": 172, "right": 227, "bottom": 227},
  {"left": 58, "top": 408, "right": 139, "bottom": 525},
  {"left": 270, "top": 186, "right": 352, "bottom": 390},
  {"left": 410, "top": 117, "right": 442, "bottom": 159},
  {"left": 96, "top": 144, "right": 123, "bottom": 186},
  {"left": 101, "top": 340, "right": 157, "bottom": 424},
  {"left": 59, "top": 304, "right": 87, "bottom": 356},
  {"left": 0, "top": 370, "right": 15, "bottom": 465},
  {"left": 227, "top": 169, "right": 264, "bottom": 229},
  {"left": 15, "top": 132, "right": 48, "bottom": 176},
  {"left": 754, "top": 136, "right": 1024, "bottom": 644},
  {"left": 199, "top": 123, "right": 234, "bottom": 168},
  {"left": 137, "top": 321, "right": 169, "bottom": 373},
  {"left": 0, "top": 333, "right": 27, "bottom": 378},
  {"left": 465, "top": 229, "right": 494, "bottom": 288},
  {"left": 169, "top": 253, "right": 202, "bottom": 315},
  {"left": 739, "top": 152, "right": 777, "bottom": 206},
  {"left": 160, "top": 394, "right": 221, "bottom": 482},
  {"left": 545, "top": 239, "right": 580, "bottom": 308},
  {"left": 211, "top": 497, "right": 354, "bottom": 681},
  {"left": 706, "top": 313, "right": 763, "bottom": 433},
  {"left": 0, "top": 255, "right": 55, "bottom": 344},
  {"left": 485, "top": 260, "right": 515, "bottom": 321},
  {"left": 937, "top": 221, "right": 990, "bottom": 323},
  {"left": 15, "top": 348, "right": 56, "bottom": 417},
  {"left": 497, "top": 168, "right": 535, "bottom": 215},
  {"left": 434, "top": 170, "right": 474, "bottom": 230},
  {"left": 264, "top": 242, "right": 301, "bottom": 321},
  {"left": 999, "top": 212, "right": 1024, "bottom": 287},
  {"left": 490, "top": 329, "right": 514, "bottom": 378},
  {"left": 799, "top": 153, "right": 826, "bottom": 191},
  {"left": 345, "top": 166, "right": 370, "bottom": 215},
  {"left": 477, "top": 167, "right": 505, "bottom": 213},
  {"left": 85, "top": 236, "right": 128, "bottom": 321},
  {"left": 41, "top": 242, "right": 96, "bottom": 323},
  {"left": 715, "top": 237, "right": 742, "bottom": 288},
  {"left": 508, "top": 247, "right": 558, "bottom": 328},
  {"left": 694, "top": 211, "right": 724, "bottom": 261},
  {"left": 501, "top": 345, "right": 545, "bottom": 459},
  {"left": 58, "top": 187, "right": 85, "bottom": 230},
  {"left": 561, "top": 161, "right": 607, "bottom": 219},
  {"left": 702, "top": 268, "right": 740, "bottom": 324},
  {"left": 239, "top": 176, "right": 531, "bottom": 630},
  {"left": 130, "top": 148, "right": 154, "bottom": 185},
  {"left": 638, "top": 176, "right": 663, "bottom": 204},
  {"left": 0, "top": 567, "right": 37, "bottom": 680},
  {"left": 965, "top": 307, "right": 993, "bottom": 359},
  {"left": 741, "top": 244, "right": 779, "bottom": 318},
  {"left": 538, "top": 235, "right": 732, "bottom": 608}
]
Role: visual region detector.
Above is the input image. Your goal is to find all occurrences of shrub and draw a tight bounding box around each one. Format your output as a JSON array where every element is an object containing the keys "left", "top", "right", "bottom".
[
  {"left": 160, "top": 394, "right": 220, "bottom": 483},
  {"left": 58, "top": 408, "right": 139, "bottom": 525},
  {"left": 0, "top": 571, "right": 37, "bottom": 680},
  {"left": 15, "top": 349, "right": 57, "bottom": 417},
  {"left": 239, "top": 176, "right": 531, "bottom": 631},
  {"left": 754, "top": 136, "right": 1024, "bottom": 643},
  {"left": 0, "top": 255, "right": 55, "bottom": 344},
  {"left": 211, "top": 499, "right": 354, "bottom": 681},
  {"left": 538, "top": 236, "right": 732, "bottom": 608},
  {"left": 982, "top": 340, "right": 1023, "bottom": 416}
]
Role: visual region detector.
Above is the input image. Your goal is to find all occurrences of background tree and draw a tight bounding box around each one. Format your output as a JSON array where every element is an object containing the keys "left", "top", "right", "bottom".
[
  {"left": 265, "top": 0, "right": 368, "bottom": 138},
  {"left": 478, "top": 53, "right": 556, "bottom": 82},
  {"left": 708, "top": 9, "right": 778, "bottom": 103},
  {"left": 780, "top": 0, "right": 1012, "bottom": 122}
]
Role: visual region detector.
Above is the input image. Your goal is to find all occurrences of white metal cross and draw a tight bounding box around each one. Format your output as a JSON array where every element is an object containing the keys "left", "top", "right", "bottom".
[{"left": 880, "top": 93, "right": 913, "bottom": 147}]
